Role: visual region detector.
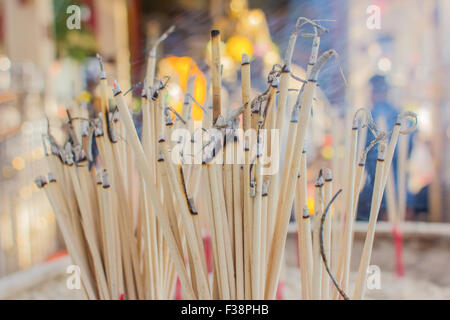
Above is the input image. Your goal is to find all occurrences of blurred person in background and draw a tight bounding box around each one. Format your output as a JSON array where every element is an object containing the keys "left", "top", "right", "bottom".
[{"left": 357, "top": 75, "right": 417, "bottom": 221}]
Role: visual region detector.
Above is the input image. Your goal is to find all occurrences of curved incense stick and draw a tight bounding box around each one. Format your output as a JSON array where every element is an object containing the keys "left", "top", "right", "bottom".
[
  {"left": 319, "top": 189, "right": 348, "bottom": 300},
  {"left": 322, "top": 169, "right": 333, "bottom": 299}
]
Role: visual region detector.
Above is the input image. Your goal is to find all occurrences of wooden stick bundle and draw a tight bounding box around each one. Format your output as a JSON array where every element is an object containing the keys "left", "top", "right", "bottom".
[{"left": 36, "top": 18, "right": 417, "bottom": 301}]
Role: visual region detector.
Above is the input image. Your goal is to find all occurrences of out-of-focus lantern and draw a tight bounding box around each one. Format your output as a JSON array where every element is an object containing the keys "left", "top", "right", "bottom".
[{"left": 158, "top": 56, "right": 207, "bottom": 121}]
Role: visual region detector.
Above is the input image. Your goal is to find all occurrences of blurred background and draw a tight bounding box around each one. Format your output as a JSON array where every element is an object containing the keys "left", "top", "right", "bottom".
[{"left": 0, "top": 0, "right": 449, "bottom": 297}]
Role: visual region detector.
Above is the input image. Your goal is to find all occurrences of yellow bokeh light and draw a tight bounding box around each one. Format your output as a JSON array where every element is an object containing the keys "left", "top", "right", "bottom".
[
  {"left": 158, "top": 56, "right": 207, "bottom": 121},
  {"left": 307, "top": 197, "right": 315, "bottom": 215},
  {"left": 226, "top": 36, "right": 253, "bottom": 62},
  {"left": 77, "top": 90, "right": 92, "bottom": 103},
  {"left": 321, "top": 145, "right": 334, "bottom": 160},
  {"left": 12, "top": 157, "right": 25, "bottom": 171}
]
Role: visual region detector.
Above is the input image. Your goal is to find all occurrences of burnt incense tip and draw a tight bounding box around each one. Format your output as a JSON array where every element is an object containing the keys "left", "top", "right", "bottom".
[
  {"left": 378, "top": 142, "right": 387, "bottom": 159},
  {"left": 324, "top": 168, "right": 332, "bottom": 182},
  {"left": 96, "top": 53, "right": 103, "bottom": 69},
  {"left": 96, "top": 172, "right": 102, "bottom": 185},
  {"left": 262, "top": 181, "right": 270, "bottom": 197},
  {"left": 250, "top": 179, "right": 256, "bottom": 197},
  {"left": 93, "top": 116, "right": 104, "bottom": 137},
  {"left": 102, "top": 170, "right": 110, "bottom": 189},
  {"left": 158, "top": 134, "right": 165, "bottom": 143},
  {"left": 48, "top": 173, "right": 56, "bottom": 183},
  {"left": 302, "top": 206, "right": 310, "bottom": 219},
  {"left": 315, "top": 178, "right": 324, "bottom": 187},
  {"left": 113, "top": 80, "right": 122, "bottom": 96},
  {"left": 271, "top": 77, "right": 279, "bottom": 88},
  {"left": 97, "top": 53, "right": 107, "bottom": 79},
  {"left": 187, "top": 195, "right": 198, "bottom": 215},
  {"left": 141, "top": 88, "right": 148, "bottom": 99},
  {"left": 214, "top": 115, "right": 226, "bottom": 128},
  {"left": 241, "top": 53, "right": 250, "bottom": 65},
  {"left": 34, "top": 176, "right": 47, "bottom": 188},
  {"left": 315, "top": 170, "right": 324, "bottom": 187},
  {"left": 211, "top": 29, "right": 220, "bottom": 38}
]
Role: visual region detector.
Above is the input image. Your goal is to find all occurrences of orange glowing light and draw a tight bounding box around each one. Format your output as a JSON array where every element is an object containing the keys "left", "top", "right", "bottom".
[
  {"left": 158, "top": 56, "right": 207, "bottom": 121},
  {"left": 226, "top": 36, "right": 253, "bottom": 62}
]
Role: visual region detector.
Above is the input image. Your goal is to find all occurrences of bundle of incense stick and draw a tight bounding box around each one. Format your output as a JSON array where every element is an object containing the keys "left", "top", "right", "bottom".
[
  {"left": 35, "top": 18, "right": 417, "bottom": 300},
  {"left": 296, "top": 109, "right": 417, "bottom": 300}
]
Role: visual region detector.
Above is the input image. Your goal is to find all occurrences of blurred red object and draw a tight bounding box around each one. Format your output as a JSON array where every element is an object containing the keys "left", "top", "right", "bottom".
[{"left": 45, "top": 250, "right": 68, "bottom": 262}]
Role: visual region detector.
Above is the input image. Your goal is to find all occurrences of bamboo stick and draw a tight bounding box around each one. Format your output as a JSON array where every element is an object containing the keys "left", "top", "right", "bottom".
[
  {"left": 265, "top": 50, "right": 335, "bottom": 299},
  {"left": 335, "top": 125, "right": 358, "bottom": 295},
  {"left": 159, "top": 139, "right": 210, "bottom": 299},
  {"left": 312, "top": 173, "right": 324, "bottom": 300},
  {"left": 113, "top": 81, "right": 196, "bottom": 299},
  {"left": 353, "top": 143, "right": 386, "bottom": 299},
  {"left": 241, "top": 53, "right": 253, "bottom": 300},
  {"left": 233, "top": 136, "right": 244, "bottom": 299},
  {"left": 296, "top": 150, "right": 312, "bottom": 299},
  {"left": 211, "top": 30, "right": 222, "bottom": 124}
]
